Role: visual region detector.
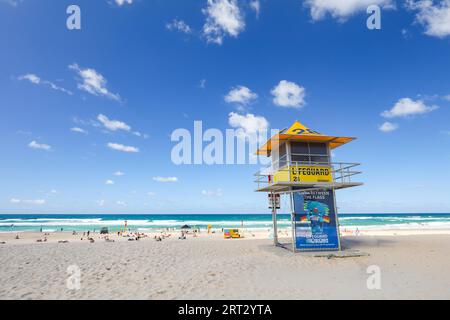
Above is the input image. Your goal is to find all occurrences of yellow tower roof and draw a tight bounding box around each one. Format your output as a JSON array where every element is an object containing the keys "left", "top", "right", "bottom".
[{"left": 256, "top": 120, "right": 356, "bottom": 156}]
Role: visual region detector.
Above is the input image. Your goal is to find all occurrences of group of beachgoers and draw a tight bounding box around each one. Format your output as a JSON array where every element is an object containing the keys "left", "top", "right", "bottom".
[{"left": 1, "top": 224, "right": 261, "bottom": 245}]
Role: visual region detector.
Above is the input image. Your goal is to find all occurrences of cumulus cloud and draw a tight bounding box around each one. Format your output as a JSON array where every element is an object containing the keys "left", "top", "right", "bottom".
[
  {"left": 113, "top": 171, "right": 125, "bottom": 176},
  {"left": 105, "top": 180, "right": 115, "bottom": 185},
  {"left": 381, "top": 98, "right": 438, "bottom": 118},
  {"left": 225, "top": 86, "right": 258, "bottom": 107},
  {"left": 69, "top": 63, "right": 121, "bottom": 101},
  {"left": 406, "top": 0, "right": 450, "bottom": 38},
  {"left": 271, "top": 80, "right": 306, "bottom": 108},
  {"left": 379, "top": 121, "right": 399, "bottom": 132},
  {"left": 153, "top": 176, "right": 178, "bottom": 183},
  {"left": 18, "top": 73, "right": 73, "bottom": 95},
  {"left": 228, "top": 112, "right": 269, "bottom": 141},
  {"left": 28, "top": 140, "right": 51, "bottom": 151},
  {"left": 166, "top": 19, "right": 193, "bottom": 34},
  {"left": 202, "top": 0, "right": 245, "bottom": 45},
  {"left": 97, "top": 114, "right": 131, "bottom": 132},
  {"left": 10, "top": 198, "right": 46, "bottom": 205},
  {"left": 107, "top": 142, "right": 139, "bottom": 153},
  {"left": 304, "top": 0, "right": 395, "bottom": 21}
]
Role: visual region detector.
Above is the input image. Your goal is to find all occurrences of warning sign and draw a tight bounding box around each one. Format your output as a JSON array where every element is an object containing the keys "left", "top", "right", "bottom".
[{"left": 268, "top": 194, "right": 281, "bottom": 209}]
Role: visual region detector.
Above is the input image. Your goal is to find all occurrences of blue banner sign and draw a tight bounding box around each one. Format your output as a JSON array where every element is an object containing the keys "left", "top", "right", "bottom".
[{"left": 293, "top": 190, "right": 339, "bottom": 251}]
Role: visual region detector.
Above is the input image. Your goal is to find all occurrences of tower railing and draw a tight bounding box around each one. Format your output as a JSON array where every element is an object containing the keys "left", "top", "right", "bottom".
[{"left": 254, "top": 161, "right": 362, "bottom": 191}]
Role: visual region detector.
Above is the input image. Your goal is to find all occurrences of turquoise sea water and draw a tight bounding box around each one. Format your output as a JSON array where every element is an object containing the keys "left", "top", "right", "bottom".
[{"left": 1, "top": 214, "right": 450, "bottom": 233}]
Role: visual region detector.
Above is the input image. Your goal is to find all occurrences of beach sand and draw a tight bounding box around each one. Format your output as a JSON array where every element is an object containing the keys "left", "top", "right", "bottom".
[{"left": 0, "top": 230, "right": 449, "bottom": 300}]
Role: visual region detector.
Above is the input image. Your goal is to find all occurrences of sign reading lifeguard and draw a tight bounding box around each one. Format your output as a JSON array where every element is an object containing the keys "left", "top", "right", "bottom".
[
  {"left": 273, "top": 165, "right": 333, "bottom": 183},
  {"left": 290, "top": 165, "right": 333, "bottom": 183}
]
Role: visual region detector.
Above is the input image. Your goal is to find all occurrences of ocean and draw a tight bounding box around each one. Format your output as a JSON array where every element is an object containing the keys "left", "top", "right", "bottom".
[{"left": 1, "top": 213, "right": 450, "bottom": 233}]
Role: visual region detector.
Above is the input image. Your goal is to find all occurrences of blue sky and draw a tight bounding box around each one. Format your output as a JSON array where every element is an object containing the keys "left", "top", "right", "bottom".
[{"left": 1, "top": 0, "right": 449, "bottom": 214}]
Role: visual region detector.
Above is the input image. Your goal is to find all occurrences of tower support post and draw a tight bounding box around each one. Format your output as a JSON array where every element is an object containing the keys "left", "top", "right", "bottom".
[{"left": 271, "top": 192, "right": 278, "bottom": 246}]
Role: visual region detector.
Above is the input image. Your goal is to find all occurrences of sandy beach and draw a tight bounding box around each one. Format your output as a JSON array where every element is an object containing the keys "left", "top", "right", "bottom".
[{"left": 1, "top": 229, "right": 450, "bottom": 300}]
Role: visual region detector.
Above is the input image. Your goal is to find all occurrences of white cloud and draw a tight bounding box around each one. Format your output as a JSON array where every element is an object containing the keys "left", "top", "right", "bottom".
[
  {"left": 19, "top": 74, "right": 40, "bottom": 84},
  {"left": 381, "top": 98, "right": 438, "bottom": 118},
  {"left": 105, "top": 180, "right": 115, "bottom": 185},
  {"left": 115, "top": 0, "right": 133, "bottom": 6},
  {"left": 45, "top": 82, "right": 73, "bottom": 95},
  {"left": 201, "top": 189, "right": 223, "bottom": 197},
  {"left": 200, "top": 79, "right": 207, "bottom": 88},
  {"left": 70, "top": 127, "right": 87, "bottom": 134},
  {"left": 18, "top": 73, "right": 73, "bottom": 95},
  {"left": 113, "top": 171, "right": 125, "bottom": 176},
  {"left": 28, "top": 140, "right": 51, "bottom": 151},
  {"left": 250, "top": 0, "right": 260, "bottom": 17},
  {"left": 271, "top": 80, "right": 306, "bottom": 108},
  {"left": 97, "top": 114, "right": 131, "bottom": 132},
  {"left": 202, "top": 0, "right": 245, "bottom": 45},
  {"left": 10, "top": 198, "right": 46, "bottom": 205},
  {"left": 406, "top": 0, "right": 450, "bottom": 38},
  {"left": 166, "top": 19, "right": 193, "bottom": 34},
  {"left": 153, "top": 176, "right": 178, "bottom": 183},
  {"left": 225, "top": 86, "right": 258, "bottom": 107},
  {"left": 304, "top": 0, "right": 395, "bottom": 21},
  {"left": 69, "top": 63, "right": 121, "bottom": 101},
  {"left": 228, "top": 112, "right": 269, "bottom": 140},
  {"left": 379, "top": 121, "right": 399, "bottom": 132},
  {"left": 107, "top": 143, "right": 139, "bottom": 153}
]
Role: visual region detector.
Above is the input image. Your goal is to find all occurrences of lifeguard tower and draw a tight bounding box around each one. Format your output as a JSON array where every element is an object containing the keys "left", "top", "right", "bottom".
[{"left": 255, "top": 121, "right": 362, "bottom": 252}]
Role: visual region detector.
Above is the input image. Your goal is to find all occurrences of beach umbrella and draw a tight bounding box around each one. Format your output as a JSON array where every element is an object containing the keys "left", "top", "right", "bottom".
[{"left": 181, "top": 224, "right": 191, "bottom": 230}]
